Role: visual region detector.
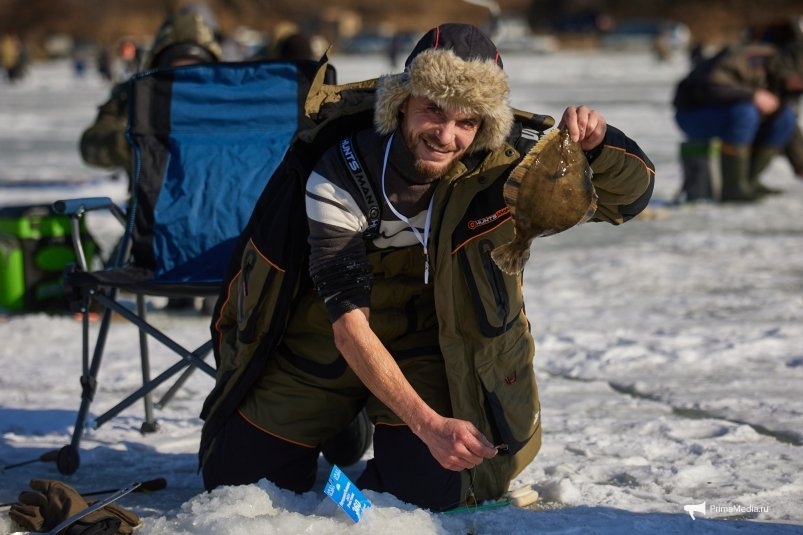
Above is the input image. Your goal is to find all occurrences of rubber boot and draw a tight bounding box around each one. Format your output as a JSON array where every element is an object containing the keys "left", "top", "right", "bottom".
[
  {"left": 719, "top": 143, "right": 759, "bottom": 202},
  {"left": 321, "top": 409, "right": 373, "bottom": 467},
  {"left": 677, "top": 139, "right": 719, "bottom": 202},
  {"left": 749, "top": 145, "right": 783, "bottom": 196},
  {"left": 784, "top": 125, "right": 803, "bottom": 178}
]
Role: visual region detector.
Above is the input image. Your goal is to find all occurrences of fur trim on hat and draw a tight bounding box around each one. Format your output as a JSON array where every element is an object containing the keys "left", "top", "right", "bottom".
[{"left": 374, "top": 48, "right": 513, "bottom": 153}]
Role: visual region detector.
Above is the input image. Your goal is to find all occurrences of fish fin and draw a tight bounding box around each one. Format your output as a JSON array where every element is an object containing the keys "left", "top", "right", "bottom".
[
  {"left": 503, "top": 129, "right": 562, "bottom": 218},
  {"left": 491, "top": 241, "right": 530, "bottom": 275}
]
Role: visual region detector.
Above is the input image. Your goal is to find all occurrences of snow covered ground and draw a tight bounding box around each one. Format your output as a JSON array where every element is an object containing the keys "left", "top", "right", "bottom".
[{"left": 1, "top": 50, "right": 802, "bottom": 534}]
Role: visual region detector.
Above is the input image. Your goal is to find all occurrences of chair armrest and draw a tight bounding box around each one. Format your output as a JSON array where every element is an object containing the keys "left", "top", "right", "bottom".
[
  {"left": 52, "top": 197, "right": 127, "bottom": 272},
  {"left": 52, "top": 197, "right": 126, "bottom": 225}
]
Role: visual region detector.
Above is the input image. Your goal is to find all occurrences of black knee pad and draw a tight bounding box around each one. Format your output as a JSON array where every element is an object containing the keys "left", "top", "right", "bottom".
[
  {"left": 203, "top": 411, "right": 319, "bottom": 493},
  {"left": 356, "top": 424, "right": 461, "bottom": 511}
]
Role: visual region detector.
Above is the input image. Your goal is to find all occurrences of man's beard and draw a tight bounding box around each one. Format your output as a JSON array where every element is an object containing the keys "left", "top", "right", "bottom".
[
  {"left": 409, "top": 132, "right": 461, "bottom": 179},
  {"left": 414, "top": 157, "right": 458, "bottom": 179}
]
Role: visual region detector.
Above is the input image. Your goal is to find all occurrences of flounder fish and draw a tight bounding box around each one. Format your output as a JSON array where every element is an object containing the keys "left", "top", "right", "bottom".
[{"left": 491, "top": 128, "right": 598, "bottom": 275}]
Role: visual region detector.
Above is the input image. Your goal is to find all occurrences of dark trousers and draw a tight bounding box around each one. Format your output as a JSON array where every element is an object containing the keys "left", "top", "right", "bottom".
[{"left": 202, "top": 411, "right": 462, "bottom": 511}]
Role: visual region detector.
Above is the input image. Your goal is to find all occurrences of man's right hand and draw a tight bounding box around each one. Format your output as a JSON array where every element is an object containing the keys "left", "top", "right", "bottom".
[
  {"left": 333, "top": 310, "right": 498, "bottom": 472},
  {"left": 417, "top": 415, "right": 498, "bottom": 471},
  {"left": 754, "top": 88, "right": 780, "bottom": 115}
]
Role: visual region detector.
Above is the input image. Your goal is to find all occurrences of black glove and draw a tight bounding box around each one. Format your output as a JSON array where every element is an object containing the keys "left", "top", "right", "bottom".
[{"left": 8, "top": 479, "right": 141, "bottom": 534}]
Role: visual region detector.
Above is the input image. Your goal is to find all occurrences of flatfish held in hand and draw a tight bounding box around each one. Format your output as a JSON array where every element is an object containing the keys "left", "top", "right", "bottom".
[{"left": 491, "top": 128, "right": 597, "bottom": 275}]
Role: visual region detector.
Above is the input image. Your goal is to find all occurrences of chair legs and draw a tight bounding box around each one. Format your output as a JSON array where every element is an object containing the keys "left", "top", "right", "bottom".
[
  {"left": 55, "top": 291, "right": 117, "bottom": 474},
  {"left": 56, "top": 288, "right": 216, "bottom": 474},
  {"left": 136, "top": 293, "right": 158, "bottom": 433}
]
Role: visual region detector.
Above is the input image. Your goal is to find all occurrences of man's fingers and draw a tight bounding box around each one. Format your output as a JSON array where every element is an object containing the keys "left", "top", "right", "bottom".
[
  {"left": 558, "top": 107, "right": 579, "bottom": 141},
  {"left": 560, "top": 105, "right": 607, "bottom": 148},
  {"left": 457, "top": 434, "right": 497, "bottom": 468},
  {"left": 429, "top": 417, "right": 498, "bottom": 471}
]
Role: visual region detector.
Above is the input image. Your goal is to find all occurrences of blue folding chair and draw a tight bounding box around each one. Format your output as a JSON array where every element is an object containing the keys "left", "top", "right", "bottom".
[{"left": 48, "top": 58, "right": 324, "bottom": 474}]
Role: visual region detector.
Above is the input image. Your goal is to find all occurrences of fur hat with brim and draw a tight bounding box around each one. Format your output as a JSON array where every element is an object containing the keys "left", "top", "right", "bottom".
[{"left": 374, "top": 23, "right": 513, "bottom": 153}]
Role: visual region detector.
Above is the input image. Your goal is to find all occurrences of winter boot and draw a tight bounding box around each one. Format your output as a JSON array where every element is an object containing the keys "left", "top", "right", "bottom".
[
  {"left": 784, "top": 125, "right": 803, "bottom": 179},
  {"left": 719, "top": 143, "right": 759, "bottom": 202},
  {"left": 750, "top": 145, "right": 783, "bottom": 196},
  {"left": 321, "top": 409, "right": 373, "bottom": 467},
  {"left": 677, "top": 139, "right": 720, "bottom": 202}
]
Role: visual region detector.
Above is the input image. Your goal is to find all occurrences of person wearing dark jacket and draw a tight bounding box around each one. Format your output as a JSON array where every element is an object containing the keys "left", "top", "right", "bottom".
[
  {"left": 200, "top": 23, "right": 655, "bottom": 511},
  {"left": 673, "top": 42, "right": 803, "bottom": 201},
  {"left": 747, "top": 17, "right": 803, "bottom": 181}
]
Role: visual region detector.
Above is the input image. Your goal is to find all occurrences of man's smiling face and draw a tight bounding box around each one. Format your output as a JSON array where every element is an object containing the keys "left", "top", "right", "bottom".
[{"left": 399, "top": 95, "right": 481, "bottom": 179}]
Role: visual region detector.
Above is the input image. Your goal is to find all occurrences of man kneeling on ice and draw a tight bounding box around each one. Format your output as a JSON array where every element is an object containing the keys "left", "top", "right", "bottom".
[{"left": 199, "top": 22, "right": 655, "bottom": 511}]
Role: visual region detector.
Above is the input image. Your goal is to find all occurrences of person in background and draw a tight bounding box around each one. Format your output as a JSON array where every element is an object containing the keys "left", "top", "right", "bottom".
[
  {"left": 673, "top": 40, "right": 803, "bottom": 201},
  {"left": 96, "top": 45, "right": 112, "bottom": 82},
  {"left": 79, "top": 4, "right": 223, "bottom": 310},
  {"left": 274, "top": 32, "right": 315, "bottom": 60},
  {"left": 113, "top": 38, "right": 142, "bottom": 82},
  {"left": 387, "top": 31, "right": 404, "bottom": 69},
  {"left": 1, "top": 32, "right": 28, "bottom": 83},
  {"left": 747, "top": 17, "right": 803, "bottom": 181},
  {"left": 250, "top": 29, "right": 336, "bottom": 84},
  {"left": 200, "top": 23, "right": 654, "bottom": 511},
  {"left": 80, "top": 6, "right": 222, "bottom": 185}
]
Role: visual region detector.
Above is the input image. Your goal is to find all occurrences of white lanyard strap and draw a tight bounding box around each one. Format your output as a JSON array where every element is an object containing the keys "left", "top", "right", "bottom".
[{"left": 380, "top": 133, "right": 434, "bottom": 284}]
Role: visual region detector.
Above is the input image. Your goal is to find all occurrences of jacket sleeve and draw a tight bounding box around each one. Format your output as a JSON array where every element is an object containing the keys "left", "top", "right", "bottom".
[
  {"left": 705, "top": 49, "right": 765, "bottom": 102},
  {"left": 78, "top": 82, "right": 132, "bottom": 170},
  {"left": 673, "top": 46, "right": 770, "bottom": 109},
  {"left": 586, "top": 125, "right": 655, "bottom": 224}
]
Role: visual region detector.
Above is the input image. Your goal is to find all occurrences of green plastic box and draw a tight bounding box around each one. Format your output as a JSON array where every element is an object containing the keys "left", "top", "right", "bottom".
[{"left": 0, "top": 204, "right": 96, "bottom": 312}]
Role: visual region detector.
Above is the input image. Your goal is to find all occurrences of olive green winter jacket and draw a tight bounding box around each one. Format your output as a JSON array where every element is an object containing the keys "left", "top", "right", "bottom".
[
  {"left": 199, "top": 63, "right": 656, "bottom": 503},
  {"left": 424, "top": 125, "right": 654, "bottom": 499}
]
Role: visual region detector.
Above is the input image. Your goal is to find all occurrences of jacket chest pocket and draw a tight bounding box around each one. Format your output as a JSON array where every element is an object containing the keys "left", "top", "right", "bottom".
[{"left": 457, "top": 230, "right": 524, "bottom": 337}]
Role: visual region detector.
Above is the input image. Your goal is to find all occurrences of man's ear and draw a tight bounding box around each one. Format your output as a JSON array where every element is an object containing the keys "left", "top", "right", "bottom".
[{"left": 399, "top": 96, "right": 410, "bottom": 115}]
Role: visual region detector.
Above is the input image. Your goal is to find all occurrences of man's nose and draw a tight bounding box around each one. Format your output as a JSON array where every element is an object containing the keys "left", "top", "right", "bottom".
[{"left": 434, "top": 121, "right": 456, "bottom": 144}]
